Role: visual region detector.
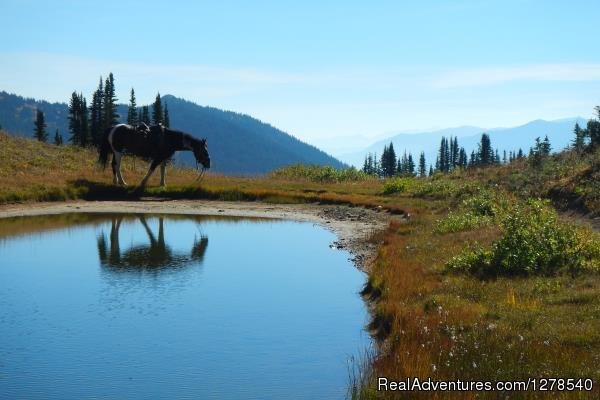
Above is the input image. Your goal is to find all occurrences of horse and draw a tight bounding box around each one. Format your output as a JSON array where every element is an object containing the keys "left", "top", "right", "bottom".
[{"left": 98, "top": 123, "right": 211, "bottom": 188}]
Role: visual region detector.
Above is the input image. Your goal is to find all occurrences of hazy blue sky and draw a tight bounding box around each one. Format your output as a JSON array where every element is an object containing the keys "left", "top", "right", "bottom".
[{"left": 1, "top": 0, "right": 599, "bottom": 152}]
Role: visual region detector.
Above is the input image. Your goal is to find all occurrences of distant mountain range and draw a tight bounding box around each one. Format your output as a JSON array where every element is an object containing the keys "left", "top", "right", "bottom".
[
  {"left": 340, "top": 118, "right": 587, "bottom": 167},
  {"left": 0, "top": 91, "right": 345, "bottom": 175}
]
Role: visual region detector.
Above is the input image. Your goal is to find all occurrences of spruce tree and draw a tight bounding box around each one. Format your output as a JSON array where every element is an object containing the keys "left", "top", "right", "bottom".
[
  {"left": 418, "top": 152, "right": 426, "bottom": 177},
  {"left": 541, "top": 135, "right": 551, "bottom": 156},
  {"left": 89, "top": 78, "right": 104, "bottom": 147},
  {"left": 34, "top": 109, "right": 47, "bottom": 142},
  {"left": 407, "top": 153, "right": 415, "bottom": 176},
  {"left": 428, "top": 165, "right": 434, "bottom": 176},
  {"left": 69, "top": 92, "right": 90, "bottom": 146},
  {"left": 80, "top": 96, "right": 91, "bottom": 146},
  {"left": 127, "top": 88, "right": 138, "bottom": 125},
  {"left": 152, "top": 93, "right": 163, "bottom": 125},
  {"left": 587, "top": 119, "right": 600, "bottom": 149},
  {"left": 572, "top": 122, "right": 586, "bottom": 152},
  {"left": 103, "top": 73, "right": 119, "bottom": 129},
  {"left": 163, "top": 102, "right": 170, "bottom": 128},
  {"left": 458, "top": 147, "right": 467, "bottom": 168},
  {"left": 54, "top": 129, "right": 62, "bottom": 145},
  {"left": 478, "top": 133, "right": 493, "bottom": 165}
]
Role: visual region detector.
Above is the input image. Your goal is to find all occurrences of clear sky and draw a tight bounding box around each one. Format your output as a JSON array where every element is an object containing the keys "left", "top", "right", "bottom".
[{"left": 1, "top": 0, "right": 599, "bottom": 153}]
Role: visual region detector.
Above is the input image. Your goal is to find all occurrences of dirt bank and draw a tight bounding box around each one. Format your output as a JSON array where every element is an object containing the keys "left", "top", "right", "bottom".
[{"left": 0, "top": 200, "right": 392, "bottom": 270}]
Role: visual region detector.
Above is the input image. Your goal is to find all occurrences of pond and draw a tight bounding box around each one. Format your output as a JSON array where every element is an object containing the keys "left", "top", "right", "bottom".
[{"left": 0, "top": 213, "right": 369, "bottom": 399}]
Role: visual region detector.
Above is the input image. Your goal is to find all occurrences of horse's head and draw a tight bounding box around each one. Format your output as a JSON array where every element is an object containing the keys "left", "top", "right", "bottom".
[{"left": 192, "top": 138, "right": 211, "bottom": 169}]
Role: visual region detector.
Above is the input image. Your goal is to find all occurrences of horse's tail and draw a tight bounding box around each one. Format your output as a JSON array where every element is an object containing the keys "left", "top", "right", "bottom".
[{"left": 98, "top": 128, "right": 112, "bottom": 169}]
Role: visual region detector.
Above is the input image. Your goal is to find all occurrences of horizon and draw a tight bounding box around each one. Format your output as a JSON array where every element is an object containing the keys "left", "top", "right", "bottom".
[{"left": 1, "top": 1, "right": 600, "bottom": 153}]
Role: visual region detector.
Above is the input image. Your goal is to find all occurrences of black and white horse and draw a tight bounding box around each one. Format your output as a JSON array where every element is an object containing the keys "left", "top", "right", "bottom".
[{"left": 98, "top": 124, "right": 211, "bottom": 187}]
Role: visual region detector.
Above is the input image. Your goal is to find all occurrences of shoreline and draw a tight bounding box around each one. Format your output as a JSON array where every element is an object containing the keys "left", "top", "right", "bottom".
[{"left": 0, "top": 199, "right": 391, "bottom": 271}]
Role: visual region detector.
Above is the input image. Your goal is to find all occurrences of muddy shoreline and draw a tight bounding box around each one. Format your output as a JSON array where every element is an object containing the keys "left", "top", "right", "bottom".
[{"left": 0, "top": 200, "right": 391, "bottom": 271}]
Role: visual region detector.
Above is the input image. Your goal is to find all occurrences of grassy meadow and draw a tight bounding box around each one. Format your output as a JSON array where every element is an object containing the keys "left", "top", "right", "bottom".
[{"left": 1, "top": 130, "right": 600, "bottom": 399}]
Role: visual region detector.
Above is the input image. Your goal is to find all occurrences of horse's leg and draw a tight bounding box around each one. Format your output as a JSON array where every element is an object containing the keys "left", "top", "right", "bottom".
[
  {"left": 114, "top": 152, "right": 127, "bottom": 186},
  {"left": 159, "top": 160, "right": 167, "bottom": 187},
  {"left": 111, "top": 153, "right": 118, "bottom": 184},
  {"left": 139, "top": 159, "right": 161, "bottom": 188}
]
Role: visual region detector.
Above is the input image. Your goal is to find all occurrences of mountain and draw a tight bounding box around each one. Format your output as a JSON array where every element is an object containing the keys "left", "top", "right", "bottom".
[
  {"left": 340, "top": 118, "right": 586, "bottom": 167},
  {"left": 0, "top": 91, "right": 345, "bottom": 175}
]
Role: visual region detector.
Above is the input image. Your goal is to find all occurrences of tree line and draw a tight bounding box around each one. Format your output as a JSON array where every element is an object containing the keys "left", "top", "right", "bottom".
[
  {"left": 362, "top": 105, "right": 600, "bottom": 179},
  {"left": 32, "top": 73, "right": 170, "bottom": 146}
]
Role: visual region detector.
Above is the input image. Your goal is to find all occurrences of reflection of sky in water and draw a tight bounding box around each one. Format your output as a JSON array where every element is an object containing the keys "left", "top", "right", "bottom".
[{"left": 0, "top": 214, "right": 369, "bottom": 400}]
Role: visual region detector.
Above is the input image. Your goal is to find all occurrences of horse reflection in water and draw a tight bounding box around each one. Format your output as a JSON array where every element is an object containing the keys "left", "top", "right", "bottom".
[{"left": 97, "top": 215, "right": 208, "bottom": 270}]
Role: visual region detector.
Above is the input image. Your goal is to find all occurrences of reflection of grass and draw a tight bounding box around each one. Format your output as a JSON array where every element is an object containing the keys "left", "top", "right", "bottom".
[{"left": 2, "top": 131, "right": 600, "bottom": 399}]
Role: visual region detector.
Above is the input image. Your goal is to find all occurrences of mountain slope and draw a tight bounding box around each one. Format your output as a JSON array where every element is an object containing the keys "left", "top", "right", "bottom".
[
  {"left": 341, "top": 118, "right": 586, "bottom": 167},
  {"left": 0, "top": 91, "right": 344, "bottom": 175}
]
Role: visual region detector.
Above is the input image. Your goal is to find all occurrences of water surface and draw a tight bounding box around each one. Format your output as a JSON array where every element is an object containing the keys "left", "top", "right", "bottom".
[{"left": 0, "top": 213, "right": 368, "bottom": 399}]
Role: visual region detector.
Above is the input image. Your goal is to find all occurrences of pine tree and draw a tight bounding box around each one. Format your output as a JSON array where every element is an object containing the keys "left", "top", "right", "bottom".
[
  {"left": 541, "top": 135, "right": 552, "bottom": 155},
  {"left": 152, "top": 93, "right": 163, "bottom": 125},
  {"left": 450, "top": 136, "right": 459, "bottom": 168},
  {"left": 572, "top": 122, "right": 586, "bottom": 152},
  {"left": 380, "top": 142, "right": 396, "bottom": 177},
  {"left": 407, "top": 153, "right": 415, "bottom": 176},
  {"left": 517, "top": 148, "right": 524, "bottom": 159},
  {"left": 127, "top": 88, "right": 138, "bottom": 125},
  {"left": 89, "top": 78, "right": 104, "bottom": 147},
  {"left": 163, "top": 101, "right": 170, "bottom": 128},
  {"left": 428, "top": 165, "right": 434, "bottom": 176},
  {"left": 503, "top": 150, "right": 507, "bottom": 164},
  {"left": 478, "top": 133, "right": 493, "bottom": 165},
  {"left": 418, "top": 152, "right": 426, "bottom": 177},
  {"left": 458, "top": 147, "right": 467, "bottom": 168},
  {"left": 34, "top": 109, "right": 47, "bottom": 142},
  {"left": 54, "top": 129, "right": 62, "bottom": 145},
  {"left": 438, "top": 137, "right": 447, "bottom": 172},
  {"left": 103, "top": 73, "right": 119, "bottom": 129},
  {"left": 469, "top": 150, "right": 477, "bottom": 166},
  {"left": 69, "top": 92, "right": 91, "bottom": 146},
  {"left": 80, "top": 96, "right": 91, "bottom": 146}
]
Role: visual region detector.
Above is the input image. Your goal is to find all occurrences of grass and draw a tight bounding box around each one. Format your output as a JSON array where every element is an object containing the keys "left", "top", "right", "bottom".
[{"left": 2, "top": 131, "right": 600, "bottom": 399}]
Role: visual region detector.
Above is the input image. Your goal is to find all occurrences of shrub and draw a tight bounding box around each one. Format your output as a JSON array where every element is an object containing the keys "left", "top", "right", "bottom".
[
  {"left": 446, "top": 199, "right": 600, "bottom": 277},
  {"left": 270, "top": 164, "right": 370, "bottom": 183},
  {"left": 382, "top": 178, "right": 408, "bottom": 194},
  {"left": 434, "top": 211, "right": 492, "bottom": 234}
]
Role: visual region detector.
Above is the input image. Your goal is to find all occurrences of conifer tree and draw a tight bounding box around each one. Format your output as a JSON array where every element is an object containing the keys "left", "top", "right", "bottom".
[
  {"left": 54, "top": 129, "right": 62, "bottom": 145},
  {"left": 380, "top": 142, "right": 396, "bottom": 177},
  {"left": 458, "top": 147, "right": 467, "bottom": 168},
  {"left": 89, "top": 78, "right": 104, "bottom": 147},
  {"left": 428, "top": 165, "right": 434, "bottom": 176},
  {"left": 418, "top": 152, "right": 426, "bottom": 177},
  {"left": 587, "top": 119, "right": 600, "bottom": 149},
  {"left": 34, "top": 109, "right": 47, "bottom": 142},
  {"left": 541, "top": 135, "right": 552, "bottom": 156},
  {"left": 127, "top": 88, "right": 138, "bottom": 125},
  {"left": 163, "top": 101, "right": 170, "bottom": 128},
  {"left": 438, "top": 137, "right": 447, "bottom": 172},
  {"left": 572, "top": 122, "right": 586, "bottom": 152},
  {"left": 152, "top": 93, "right": 163, "bottom": 125},
  {"left": 103, "top": 73, "right": 118, "bottom": 129},
  {"left": 407, "top": 153, "right": 415, "bottom": 176},
  {"left": 69, "top": 92, "right": 91, "bottom": 146},
  {"left": 478, "top": 133, "right": 493, "bottom": 165}
]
